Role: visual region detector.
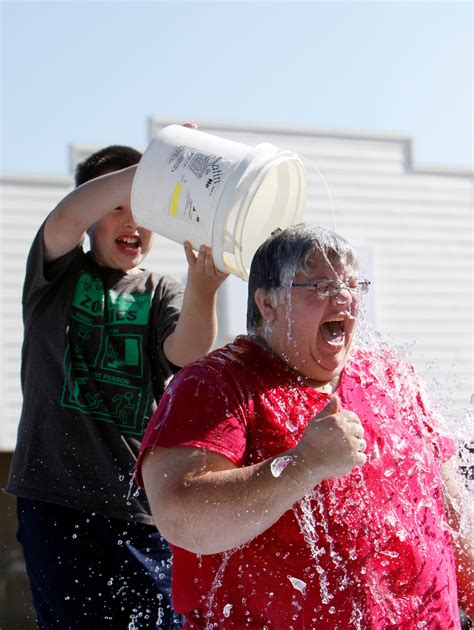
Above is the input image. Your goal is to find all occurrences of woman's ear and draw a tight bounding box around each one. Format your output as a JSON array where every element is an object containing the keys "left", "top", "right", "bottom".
[{"left": 254, "top": 288, "right": 277, "bottom": 323}]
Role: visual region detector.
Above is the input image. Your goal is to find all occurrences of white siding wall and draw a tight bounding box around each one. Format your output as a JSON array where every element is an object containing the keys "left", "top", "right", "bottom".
[{"left": 1, "top": 120, "right": 472, "bottom": 450}]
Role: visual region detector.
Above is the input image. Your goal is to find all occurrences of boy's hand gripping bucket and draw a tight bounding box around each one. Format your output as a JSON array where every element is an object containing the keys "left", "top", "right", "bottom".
[{"left": 131, "top": 125, "right": 306, "bottom": 280}]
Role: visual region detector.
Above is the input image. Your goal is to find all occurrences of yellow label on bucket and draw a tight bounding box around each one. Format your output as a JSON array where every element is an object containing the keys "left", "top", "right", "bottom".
[{"left": 169, "top": 183, "right": 183, "bottom": 216}]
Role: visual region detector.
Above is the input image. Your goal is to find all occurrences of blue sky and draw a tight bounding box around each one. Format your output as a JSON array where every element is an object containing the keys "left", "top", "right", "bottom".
[{"left": 1, "top": 1, "right": 472, "bottom": 175}]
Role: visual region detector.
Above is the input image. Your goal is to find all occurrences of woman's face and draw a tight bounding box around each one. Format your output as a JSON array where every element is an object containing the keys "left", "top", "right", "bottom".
[{"left": 262, "top": 257, "right": 359, "bottom": 387}]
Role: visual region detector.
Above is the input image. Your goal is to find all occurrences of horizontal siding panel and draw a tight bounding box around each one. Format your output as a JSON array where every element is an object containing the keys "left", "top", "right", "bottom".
[
  {"left": 0, "top": 327, "right": 23, "bottom": 340},
  {"left": 309, "top": 200, "right": 471, "bottom": 219},
  {"left": 1, "top": 376, "right": 21, "bottom": 387},
  {"left": 374, "top": 332, "right": 472, "bottom": 349},
  {"left": 377, "top": 307, "right": 470, "bottom": 319},
  {"left": 339, "top": 231, "right": 471, "bottom": 248},
  {"left": 376, "top": 341, "right": 472, "bottom": 360},
  {"left": 1, "top": 180, "right": 70, "bottom": 194},
  {"left": 292, "top": 157, "right": 407, "bottom": 176},
  {"left": 0, "top": 328, "right": 23, "bottom": 341},
  {"left": 153, "top": 121, "right": 408, "bottom": 152},
  {"left": 1, "top": 193, "right": 68, "bottom": 209},
  {"left": 1, "top": 233, "right": 49, "bottom": 247},
  {"left": 304, "top": 212, "right": 471, "bottom": 234},
  {"left": 336, "top": 195, "right": 470, "bottom": 208},
  {"left": 372, "top": 328, "right": 471, "bottom": 341},
  {"left": 305, "top": 199, "right": 471, "bottom": 220},
  {"left": 191, "top": 129, "right": 408, "bottom": 162},
  {"left": 380, "top": 293, "right": 472, "bottom": 305},
  {"left": 379, "top": 314, "right": 472, "bottom": 328},
  {"left": 0, "top": 296, "right": 24, "bottom": 308},
  {"left": 376, "top": 264, "right": 472, "bottom": 278},
  {"left": 1, "top": 186, "right": 64, "bottom": 199},
  {"left": 324, "top": 217, "right": 471, "bottom": 237},
  {"left": 2, "top": 395, "right": 22, "bottom": 406},
  {"left": 2, "top": 202, "right": 55, "bottom": 218},
  {"left": 304, "top": 169, "right": 472, "bottom": 197},
  {"left": 285, "top": 154, "right": 406, "bottom": 173},
  {"left": 347, "top": 238, "right": 470, "bottom": 254},
  {"left": 408, "top": 354, "right": 472, "bottom": 367},
  {"left": 306, "top": 186, "right": 471, "bottom": 206},
  {"left": 357, "top": 349, "right": 472, "bottom": 367},
  {"left": 2, "top": 213, "right": 52, "bottom": 227},
  {"left": 312, "top": 172, "right": 473, "bottom": 195},
  {"left": 377, "top": 319, "right": 472, "bottom": 331}
]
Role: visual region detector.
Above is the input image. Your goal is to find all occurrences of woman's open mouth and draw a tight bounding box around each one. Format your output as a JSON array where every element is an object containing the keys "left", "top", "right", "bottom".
[{"left": 319, "top": 317, "right": 346, "bottom": 347}]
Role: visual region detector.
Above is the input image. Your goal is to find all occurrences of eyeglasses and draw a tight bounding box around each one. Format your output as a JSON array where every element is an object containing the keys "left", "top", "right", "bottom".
[{"left": 291, "top": 278, "right": 371, "bottom": 298}]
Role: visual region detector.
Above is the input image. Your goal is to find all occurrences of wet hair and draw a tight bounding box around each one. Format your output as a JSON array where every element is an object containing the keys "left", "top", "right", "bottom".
[
  {"left": 246, "top": 224, "right": 359, "bottom": 334},
  {"left": 75, "top": 145, "right": 142, "bottom": 187}
]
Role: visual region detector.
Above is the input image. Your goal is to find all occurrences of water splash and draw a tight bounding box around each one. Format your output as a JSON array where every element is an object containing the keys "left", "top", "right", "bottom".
[
  {"left": 270, "top": 455, "right": 294, "bottom": 477},
  {"left": 294, "top": 491, "right": 332, "bottom": 604},
  {"left": 204, "top": 550, "right": 233, "bottom": 629},
  {"left": 288, "top": 575, "right": 307, "bottom": 596},
  {"left": 126, "top": 472, "right": 141, "bottom": 503}
]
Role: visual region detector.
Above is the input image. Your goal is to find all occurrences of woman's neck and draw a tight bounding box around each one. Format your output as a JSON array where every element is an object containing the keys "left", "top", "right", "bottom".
[{"left": 251, "top": 333, "right": 341, "bottom": 393}]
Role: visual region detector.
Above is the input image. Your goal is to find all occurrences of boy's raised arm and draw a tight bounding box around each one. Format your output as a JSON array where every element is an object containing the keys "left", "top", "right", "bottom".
[
  {"left": 44, "top": 165, "right": 137, "bottom": 262},
  {"left": 163, "top": 241, "right": 228, "bottom": 366}
]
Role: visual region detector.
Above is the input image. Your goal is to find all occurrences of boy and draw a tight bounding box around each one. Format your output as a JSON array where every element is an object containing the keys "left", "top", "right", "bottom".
[{"left": 6, "top": 138, "right": 227, "bottom": 628}]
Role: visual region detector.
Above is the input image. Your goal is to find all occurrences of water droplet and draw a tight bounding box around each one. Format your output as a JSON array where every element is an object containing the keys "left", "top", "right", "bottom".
[
  {"left": 288, "top": 576, "right": 306, "bottom": 596},
  {"left": 271, "top": 455, "right": 294, "bottom": 478},
  {"left": 223, "top": 603, "right": 232, "bottom": 617}
]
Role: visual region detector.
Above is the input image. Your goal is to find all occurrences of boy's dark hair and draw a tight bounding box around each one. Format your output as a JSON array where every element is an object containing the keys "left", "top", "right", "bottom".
[
  {"left": 75, "top": 145, "right": 142, "bottom": 188},
  {"left": 246, "top": 224, "right": 359, "bottom": 334}
]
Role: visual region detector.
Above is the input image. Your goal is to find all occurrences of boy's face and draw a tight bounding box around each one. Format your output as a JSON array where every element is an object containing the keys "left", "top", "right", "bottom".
[{"left": 88, "top": 204, "right": 154, "bottom": 272}]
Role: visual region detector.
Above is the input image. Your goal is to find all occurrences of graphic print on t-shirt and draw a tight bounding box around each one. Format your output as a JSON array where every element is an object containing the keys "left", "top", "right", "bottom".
[{"left": 61, "top": 272, "right": 153, "bottom": 436}]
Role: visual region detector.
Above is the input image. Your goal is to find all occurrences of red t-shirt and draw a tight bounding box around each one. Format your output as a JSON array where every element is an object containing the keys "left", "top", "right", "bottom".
[{"left": 138, "top": 337, "right": 460, "bottom": 629}]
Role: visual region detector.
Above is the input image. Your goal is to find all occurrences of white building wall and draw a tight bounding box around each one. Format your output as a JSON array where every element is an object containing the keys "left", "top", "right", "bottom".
[{"left": 0, "top": 120, "right": 472, "bottom": 450}]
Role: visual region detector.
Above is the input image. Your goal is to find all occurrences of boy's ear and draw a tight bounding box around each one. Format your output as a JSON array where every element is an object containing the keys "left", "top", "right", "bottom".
[{"left": 254, "top": 288, "right": 277, "bottom": 323}]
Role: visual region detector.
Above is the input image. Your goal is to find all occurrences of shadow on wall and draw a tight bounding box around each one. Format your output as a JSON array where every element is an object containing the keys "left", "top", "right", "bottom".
[{"left": 0, "top": 453, "right": 36, "bottom": 629}]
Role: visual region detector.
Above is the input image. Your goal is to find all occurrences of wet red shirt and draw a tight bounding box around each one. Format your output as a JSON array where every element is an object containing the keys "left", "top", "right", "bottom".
[{"left": 138, "top": 337, "right": 460, "bottom": 629}]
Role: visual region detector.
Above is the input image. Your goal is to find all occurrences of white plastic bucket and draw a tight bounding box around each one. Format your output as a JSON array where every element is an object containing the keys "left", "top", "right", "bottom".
[{"left": 131, "top": 124, "right": 306, "bottom": 280}]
